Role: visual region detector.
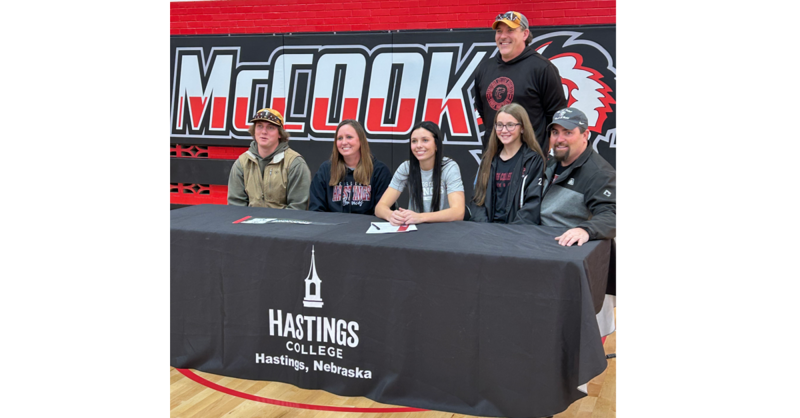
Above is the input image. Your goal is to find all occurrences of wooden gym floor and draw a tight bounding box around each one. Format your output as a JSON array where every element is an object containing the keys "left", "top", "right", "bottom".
[{"left": 171, "top": 311, "right": 616, "bottom": 418}]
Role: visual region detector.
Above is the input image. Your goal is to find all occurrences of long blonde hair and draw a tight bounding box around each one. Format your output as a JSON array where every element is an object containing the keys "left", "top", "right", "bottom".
[
  {"left": 473, "top": 103, "right": 544, "bottom": 206},
  {"left": 329, "top": 119, "right": 374, "bottom": 186}
]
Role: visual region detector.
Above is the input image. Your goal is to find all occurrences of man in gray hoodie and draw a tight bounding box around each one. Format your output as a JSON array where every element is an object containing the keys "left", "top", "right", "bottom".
[{"left": 227, "top": 108, "right": 311, "bottom": 209}]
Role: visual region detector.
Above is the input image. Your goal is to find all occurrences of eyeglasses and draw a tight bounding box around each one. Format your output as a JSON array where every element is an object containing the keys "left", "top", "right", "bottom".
[
  {"left": 496, "top": 12, "right": 518, "bottom": 22},
  {"left": 495, "top": 123, "right": 521, "bottom": 132}
]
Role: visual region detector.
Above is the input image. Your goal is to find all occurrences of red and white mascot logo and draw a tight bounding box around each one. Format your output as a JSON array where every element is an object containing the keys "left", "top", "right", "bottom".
[{"left": 534, "top": 31, "right": 616, "bottom": 161}]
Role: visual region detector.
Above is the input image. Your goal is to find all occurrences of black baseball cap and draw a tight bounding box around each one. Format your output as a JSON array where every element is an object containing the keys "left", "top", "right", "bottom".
[{"left": 547, "top": 107, "right": 588, "bottom": 131}]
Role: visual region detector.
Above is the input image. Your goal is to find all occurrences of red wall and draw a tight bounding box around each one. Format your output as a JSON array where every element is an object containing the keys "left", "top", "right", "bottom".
[{"left": 170, "top": 0, "right": 615, "bottom": 35}]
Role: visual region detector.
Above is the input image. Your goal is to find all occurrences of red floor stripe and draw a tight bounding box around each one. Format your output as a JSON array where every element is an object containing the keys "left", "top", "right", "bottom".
[
  {"left": 232, "top": 216, "right": 252, "bottom": 224},
  {"left": 176, "top": 368, "right": 427, "bottom": 412}
]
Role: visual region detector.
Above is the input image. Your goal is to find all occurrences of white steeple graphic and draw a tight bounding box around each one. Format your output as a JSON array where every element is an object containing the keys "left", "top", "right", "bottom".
[{"left": 303, "top": 246, "right": 324, "bottom": 308}]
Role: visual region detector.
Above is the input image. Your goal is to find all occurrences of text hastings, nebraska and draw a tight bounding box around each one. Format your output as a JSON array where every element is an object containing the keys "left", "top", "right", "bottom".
[{"left": 255, "top": 354, "right": 372, "bottom": 379}]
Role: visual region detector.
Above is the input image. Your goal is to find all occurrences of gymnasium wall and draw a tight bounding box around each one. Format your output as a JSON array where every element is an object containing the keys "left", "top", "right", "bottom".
[
  {"left": 170, "top": 0, "right": 616, "bottom": 35},
  {"left": 170, "top": 0, "right": 616, "bottom": 207}
]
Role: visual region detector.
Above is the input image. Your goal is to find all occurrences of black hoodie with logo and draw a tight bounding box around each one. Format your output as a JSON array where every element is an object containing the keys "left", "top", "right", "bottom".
[
  {"left": 308, "top": 156, "right": 392, "bottom": 215},
  {"left": 473, "top": 45, "right": 567, "bottom": 152}
]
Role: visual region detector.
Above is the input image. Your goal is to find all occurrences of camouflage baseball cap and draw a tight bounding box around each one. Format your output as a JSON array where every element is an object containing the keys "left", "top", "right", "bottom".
[
  {"left": 492, "top": 11, "right": 529, "bottom": 30},
  {"left": 249, "top": 108, "right": 284, "bottom": 127}
]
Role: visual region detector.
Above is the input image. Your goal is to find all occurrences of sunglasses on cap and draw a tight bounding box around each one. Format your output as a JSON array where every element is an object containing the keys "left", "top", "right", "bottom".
[{"left": 495, "top": 12, "right": 519, "bottom": 22}]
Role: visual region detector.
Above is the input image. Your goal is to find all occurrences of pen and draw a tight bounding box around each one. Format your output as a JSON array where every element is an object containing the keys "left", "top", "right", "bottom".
[{"left": 371, "top": 222, "right": 381, "bottom": 230}]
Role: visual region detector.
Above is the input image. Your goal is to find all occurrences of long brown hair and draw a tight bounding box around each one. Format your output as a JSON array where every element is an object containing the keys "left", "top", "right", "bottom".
[
  {"left": 329, "top": 119, "right": 374, "bottom": 186},
  {"left": 473, "top": 103, "right": 544, "bottom": 206}
]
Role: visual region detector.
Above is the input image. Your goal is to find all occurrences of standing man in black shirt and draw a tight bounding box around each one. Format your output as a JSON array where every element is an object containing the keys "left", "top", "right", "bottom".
[{"left": 473, "top": 11, "right": 567, "bottom": 153}]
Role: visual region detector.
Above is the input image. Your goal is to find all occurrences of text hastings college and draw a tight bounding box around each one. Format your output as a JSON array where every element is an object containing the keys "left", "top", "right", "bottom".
[{"left": 255, "top": 309, "right": 373, "bottom": 379}]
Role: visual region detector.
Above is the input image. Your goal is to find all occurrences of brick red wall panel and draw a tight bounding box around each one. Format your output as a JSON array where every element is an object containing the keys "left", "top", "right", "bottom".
[
  {"left": 170, "top": 184, "right": 228, "bottom": 206},
  {"left": 170, "top": 0, "right": 615, "bottom": 35}
]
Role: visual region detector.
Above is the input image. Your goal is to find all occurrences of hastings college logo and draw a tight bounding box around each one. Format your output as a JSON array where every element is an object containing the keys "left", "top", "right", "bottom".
[
  {"left": 486, "top": 76, "right": 514, "bottom": 110},
  {"left": 303, "top": 246, "right": 323, "bottom": 308},
  {"left": 260, "top": 246, "right": 373, "bottom": 379}
]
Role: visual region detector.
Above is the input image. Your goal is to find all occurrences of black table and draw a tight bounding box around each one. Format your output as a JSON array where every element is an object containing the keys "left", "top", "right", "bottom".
[{"left": 171, "top": 204, "right": 612, "bottom": 418}]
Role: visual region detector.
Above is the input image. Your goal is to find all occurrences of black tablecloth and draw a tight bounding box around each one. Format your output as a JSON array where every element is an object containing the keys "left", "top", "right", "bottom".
[{"left": 171, "top": 204, "right": 611, "bottom": 418}]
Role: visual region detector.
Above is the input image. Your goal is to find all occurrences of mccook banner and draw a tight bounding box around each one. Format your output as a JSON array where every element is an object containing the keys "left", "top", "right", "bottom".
[{"left": 170, "top": 27, "right": 615, "bottom": 200}]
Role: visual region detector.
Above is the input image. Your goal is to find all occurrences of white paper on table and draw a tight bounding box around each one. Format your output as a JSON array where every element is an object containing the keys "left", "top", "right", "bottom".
[{"left": 366, "top": 222, "right": 418, "bottom": 234}]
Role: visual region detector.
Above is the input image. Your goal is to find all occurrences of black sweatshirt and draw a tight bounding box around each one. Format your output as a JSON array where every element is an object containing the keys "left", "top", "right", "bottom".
[
  {"left": 308, "top": 156, "right": 392, "bottom": 215},
  {"left": 473, "top": 45, "right": 567, "bottom": 152}
]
